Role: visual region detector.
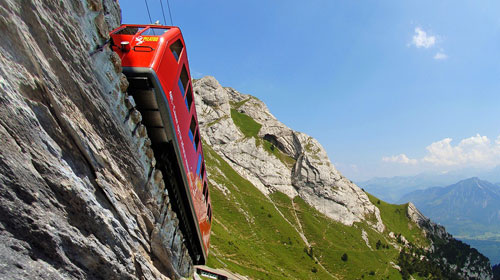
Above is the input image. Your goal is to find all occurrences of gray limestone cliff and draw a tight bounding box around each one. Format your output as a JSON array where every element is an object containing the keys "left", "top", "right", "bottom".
[
  {"left": 0, "top": 0, "right": 189, "bottom": 279},
  {"left": 193, "top": 76, "right": 384, "bottom": 232}
]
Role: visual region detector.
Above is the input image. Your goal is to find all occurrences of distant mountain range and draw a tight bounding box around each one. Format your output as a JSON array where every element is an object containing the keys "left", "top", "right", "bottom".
[
  {"left": 357, "top": 167, "right": 500, "bottom": 203},
  {"left": 398, "top": 177, "right": 500, "bottom": 265}
]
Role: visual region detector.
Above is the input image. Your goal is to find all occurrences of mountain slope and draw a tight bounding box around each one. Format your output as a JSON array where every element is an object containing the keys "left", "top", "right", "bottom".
[
  {"left": 358, "top": 167, "right": 500, "bottom": 203},
  {"left": 204, "top": 140, "right": 405, "bottom": 279},
  {"left": 193, "top": 77, "right": 493, "bottom": 280},
  {"left": 399, "top": 177, "right": 500, "bottom": 264},
  {"left": 399, "top": 177, "right": 500, "bottom": 237},
  {"left": 357, "top": 173, "right": 465, "bottom": 203}
]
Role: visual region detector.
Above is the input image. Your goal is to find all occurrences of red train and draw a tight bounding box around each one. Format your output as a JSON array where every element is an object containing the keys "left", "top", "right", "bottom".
[{"left": 109, "top": 24, "right": 211, "bottom": 264}]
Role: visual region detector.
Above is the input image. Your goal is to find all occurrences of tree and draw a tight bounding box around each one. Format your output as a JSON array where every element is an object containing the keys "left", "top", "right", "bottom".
[{"left": 376, "top": 240, "right": 382, "bottom": 250}]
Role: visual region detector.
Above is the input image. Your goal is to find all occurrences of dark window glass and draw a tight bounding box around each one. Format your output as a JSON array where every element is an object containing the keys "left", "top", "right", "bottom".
[
  {"left": 179, "top": 65, "right": 189, "bottom": 96},
  {"left": 203, "top": 182, "right": 208, "bottom": 199},
  {"left": 189, "top": 116, "right": 196, "bottom": 140},
  {"left": 200, "top": 162, "right": 205, "bottom": 179},
  {"left": 141, "top": 27, "right": 169, "bottom": 36},
  {"left": 186, "top": 84, "right": 193, "bottom": 111},
  {"left": 170, "top": 39, "right": 183, "bottom": 61},
  {"left": 114, "top": 26, "right": 144, "bottom": 35},
  {"left": 189, "top": 116, "right": 198, "bottom": 151},
  {"left": 194, "top": 129, "right": 200, "bottom": 151},
  {"left": 207, "top": 205, "right": 212, "bottom": 223}
]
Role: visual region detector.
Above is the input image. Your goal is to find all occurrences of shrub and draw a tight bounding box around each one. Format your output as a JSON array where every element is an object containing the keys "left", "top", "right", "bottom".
[{"left": 341, "top": 253, "right": 348, "bottom": 262}]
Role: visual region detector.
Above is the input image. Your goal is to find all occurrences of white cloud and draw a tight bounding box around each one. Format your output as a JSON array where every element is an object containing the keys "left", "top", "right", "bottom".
[
  {"left": 382, "top": 154, "right": 418, "bottom": 165},
  {"left": 434, "top": 52, "right": 448, "bottom": 60},
  {"left": 422, "top": 134, "right": 500, "bottom": 167},
  {"left": 412, "top": 27, "right": 436, "bottom": 48},
  {"left": 382, "top": 134, "right": 500, "bottom": 169}
]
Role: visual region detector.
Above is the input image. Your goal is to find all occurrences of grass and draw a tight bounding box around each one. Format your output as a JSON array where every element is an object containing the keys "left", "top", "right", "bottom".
[
  {"left": 365, "top": 192, "right": 429, "bottom": 247},
  {"left": 292, "top": 197, "right": 402, "bottom": 279},
  {"left": 230, "top": 107, "right": 296, "bottom": 168},
  {"left": 203, "top": 140, "right": 422, "bottom": 279},
  {"left": 204, "top": 142, "right": 332, "bottom": 279},
  {"left": 230, "top": 98, "right": 251, "bottom": 109},
  {"left": 230, "top": 108, "right": 261, "bottom": 138},
  {"left": 206, "top": 116, "right": 229, "bottom": 128},
  {"left": 258, "top": 138, "right": 296, "bottom": 168}
]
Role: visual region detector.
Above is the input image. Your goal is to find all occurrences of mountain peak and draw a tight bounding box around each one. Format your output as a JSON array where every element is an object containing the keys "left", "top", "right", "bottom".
[
  {"left": 193, "top": 76, "right": 385, "bottom": 232},
  {"left": 462, "top": 176, "right": 481, "bottom": 183}
]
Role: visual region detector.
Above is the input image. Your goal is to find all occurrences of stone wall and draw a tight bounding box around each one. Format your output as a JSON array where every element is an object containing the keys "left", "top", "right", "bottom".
[{"left": 0, "top": 0, "right": 188, "bottom": 279}]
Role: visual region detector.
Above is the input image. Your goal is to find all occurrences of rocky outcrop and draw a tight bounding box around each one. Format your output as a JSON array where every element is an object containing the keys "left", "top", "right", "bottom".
[
  {"left": 407, "top": 203, "right": 493, "bottom": 279},
  {"left": 0, "top": 0, "right": 189, "bottom": 279},
  {"left": 407, "top": 202, "right": 449, "bottom": 240},
  {"left": 194, "top": 76, "right": 384, "bottom": 232}
]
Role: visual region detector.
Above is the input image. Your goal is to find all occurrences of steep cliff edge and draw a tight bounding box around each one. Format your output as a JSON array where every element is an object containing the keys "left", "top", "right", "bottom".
[{"left": 0, "top": 1, "right": 190, "bottom": 279}]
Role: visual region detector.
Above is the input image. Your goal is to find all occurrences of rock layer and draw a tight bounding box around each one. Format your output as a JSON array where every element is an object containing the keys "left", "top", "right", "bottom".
[
  {"left": 194, "top": 76, "right": 384, "bottom": 232},
  {"left": 0, "top": 0, "right": 189, "bottom": 279}
]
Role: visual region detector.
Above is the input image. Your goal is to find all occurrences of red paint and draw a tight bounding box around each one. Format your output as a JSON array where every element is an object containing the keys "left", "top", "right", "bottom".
[{"left": 109, "top": 24, "right": 211, "bottom": 260}]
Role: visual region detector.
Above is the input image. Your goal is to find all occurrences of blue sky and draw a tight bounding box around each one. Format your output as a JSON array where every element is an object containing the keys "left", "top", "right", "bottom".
[{"left": 119, "top": 0, "right": 500, "bottom": 181}]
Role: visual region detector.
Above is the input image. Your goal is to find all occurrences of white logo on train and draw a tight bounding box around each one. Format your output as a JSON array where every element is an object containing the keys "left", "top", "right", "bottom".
[{"left": 135, "top": 36, "right": 144, "bottom": 45}]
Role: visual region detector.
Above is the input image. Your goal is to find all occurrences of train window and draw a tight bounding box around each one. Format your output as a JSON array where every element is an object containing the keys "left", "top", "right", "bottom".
[
  {"left": 196, "top": 154, "right": 202, "bottom": 177},
  {"left": 179, "top": 65, "right": 189, "bottom": 96},
  {"left": 185, "top": 84, "right": 193, "bottom": 111},
  {"left": 189, "top": 116, "right": 196, "bottom": 139},
  {"left": 194, "top": 129, "right": 200, "bottom": 151},
  {"left": 200, "top": 162, "right": 205, "bottom": 180},
  {"left": 207, "top": 205, "right": 212, "bottom": 223},
  {"left": 114, "top": 26, "right": 144, "bottom": 35},
  {"left": 189, "top": 116, "right": 197, "bottom": 149},
  {"left": 178, "top": 78, "right": 185, "bottom": 95},
  {"left": 203, "top": 181, "right": 208, "bottom": 204},
  {"left": 141, "top": 27, "right": 169, "bottom": 36},
  {"left": 170, "top": 39, "right": 183, "bottom": 61}
]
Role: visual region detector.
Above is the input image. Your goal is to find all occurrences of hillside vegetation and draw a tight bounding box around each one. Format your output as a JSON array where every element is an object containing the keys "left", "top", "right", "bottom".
[{"left": 204, "top": 140, "right": 435, "bottom": 279}]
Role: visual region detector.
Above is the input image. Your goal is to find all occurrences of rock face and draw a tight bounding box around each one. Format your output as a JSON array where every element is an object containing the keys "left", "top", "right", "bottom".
[
  {"left": 193, "top": 76, "right": 384, "bottom": 232},
  {"left": 0, "top": 1, "right": 189, "bottom": 279}
]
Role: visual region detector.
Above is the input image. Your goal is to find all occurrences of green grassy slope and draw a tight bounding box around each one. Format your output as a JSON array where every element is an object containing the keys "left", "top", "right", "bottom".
[
  {"left": 203, "top": 139, "right": 438, "bottom": 279},
  {"left": 202, "top": 107, "right": 457, "bottom": 279},
  {"left": 365, "top": 193, "right": 429, "bottom": 247},
  {"left": 204, "top": 143, "right": 332, "bottom": 279}
]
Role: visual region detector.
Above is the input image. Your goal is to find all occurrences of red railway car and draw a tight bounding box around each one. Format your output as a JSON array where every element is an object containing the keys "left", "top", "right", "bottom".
[{"left": 109, "top": 24, "right": 211, "bottom": 264}]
